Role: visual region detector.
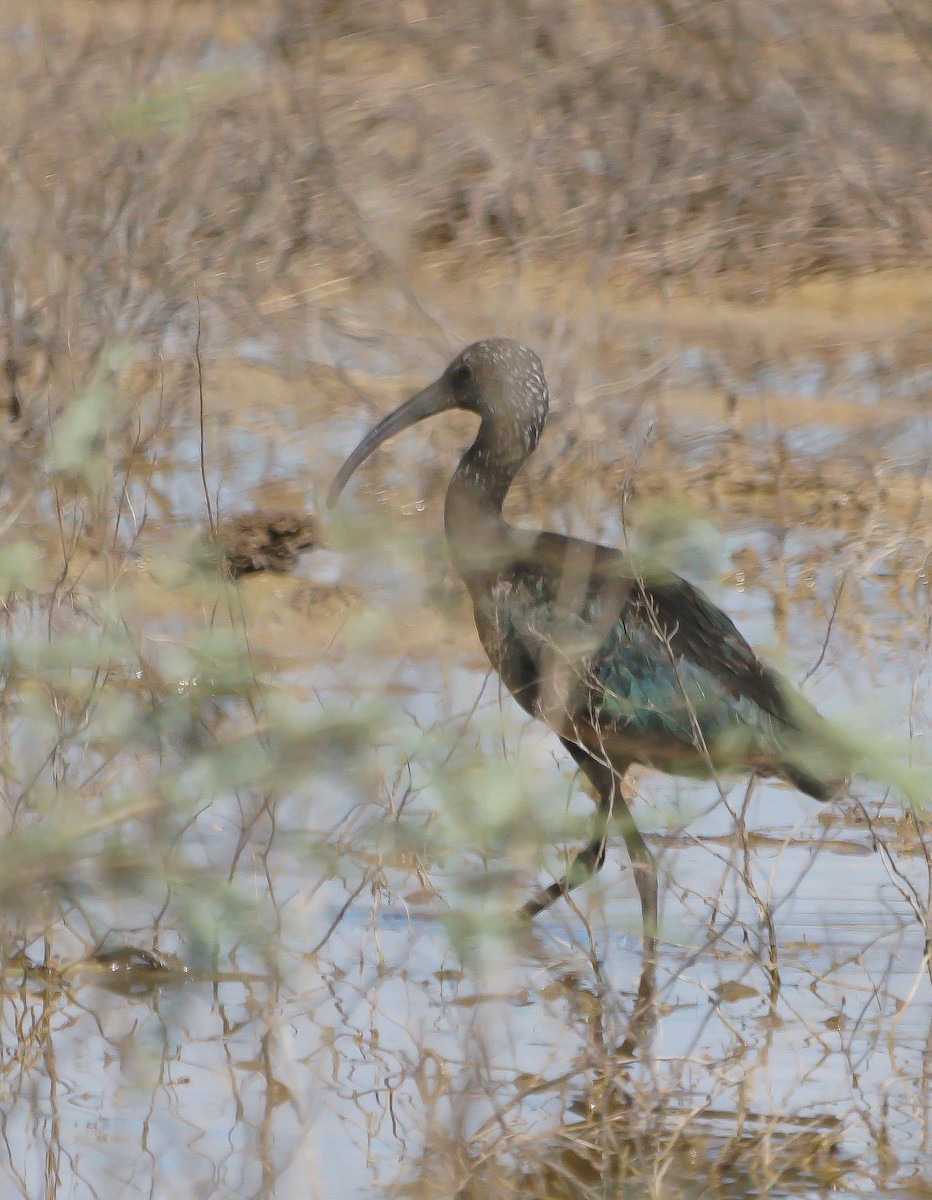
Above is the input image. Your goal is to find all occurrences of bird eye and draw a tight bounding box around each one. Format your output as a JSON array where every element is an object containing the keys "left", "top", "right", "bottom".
[{"left": 449, "top": 363, "right": 473, "bottom": 391}]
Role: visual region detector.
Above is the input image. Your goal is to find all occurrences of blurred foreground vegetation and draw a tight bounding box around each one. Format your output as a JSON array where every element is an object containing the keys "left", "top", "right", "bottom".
[{"left": 0, "top": 2, "right": 930, "bottom": 1198}]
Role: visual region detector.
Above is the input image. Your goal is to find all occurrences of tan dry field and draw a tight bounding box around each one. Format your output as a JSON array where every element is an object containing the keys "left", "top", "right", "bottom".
[{"left": 0, "top": 2, "right": 931, "bottom": 1197}]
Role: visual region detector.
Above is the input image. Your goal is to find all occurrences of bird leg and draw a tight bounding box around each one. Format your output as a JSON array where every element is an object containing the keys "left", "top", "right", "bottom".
[
  {"left": 520, "top": 740, "right": 658, "bottom": 1046},
  {"left": 519, "top": 816, "right": 611, "bottom": 920},
  {"left": 564, "top": 742, "right": 659, "bottom": 1046},
  {"left": 520, "top": 741, "right": 658, "bottom": 966}
]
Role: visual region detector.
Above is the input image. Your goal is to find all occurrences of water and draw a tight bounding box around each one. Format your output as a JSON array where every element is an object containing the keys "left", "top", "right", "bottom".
[{"left": 2, "top": 327, "right": 930, "bottom": 1200}]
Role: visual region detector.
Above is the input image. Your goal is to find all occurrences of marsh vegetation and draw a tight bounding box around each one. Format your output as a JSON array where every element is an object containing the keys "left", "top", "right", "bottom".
[{"left": 0, "top": 1, "right": 930, "bottom": 1196}]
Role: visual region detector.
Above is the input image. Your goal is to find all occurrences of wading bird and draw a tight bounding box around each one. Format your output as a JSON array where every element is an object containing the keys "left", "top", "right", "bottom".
[{"left": 328, "top": 340, "right": 847, "bottom": 961}]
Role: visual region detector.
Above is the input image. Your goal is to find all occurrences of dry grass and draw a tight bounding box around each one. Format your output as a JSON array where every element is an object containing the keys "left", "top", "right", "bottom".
[{"left": 0, "top": 2, "right": 930, "bottom": 1198}]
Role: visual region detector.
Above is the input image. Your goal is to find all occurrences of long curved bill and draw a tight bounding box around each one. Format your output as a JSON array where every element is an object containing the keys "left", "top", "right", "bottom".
[{"left": 327, "top": 377, "right": 455, "bottom": 508}]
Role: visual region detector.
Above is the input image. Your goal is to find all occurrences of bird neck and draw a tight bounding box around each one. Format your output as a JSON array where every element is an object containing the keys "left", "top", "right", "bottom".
[{"left": 443, "top": 428, "right": 527, "bottom": 579}]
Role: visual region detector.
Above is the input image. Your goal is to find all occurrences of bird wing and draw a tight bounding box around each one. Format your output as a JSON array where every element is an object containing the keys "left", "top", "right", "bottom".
[
  {"left": 521, "top": 531, "right": 794, "bottom": 728},
  {"left": 633, "top": 574, "right": 790, "bottom": 723},
  {"left": 479, "top": 530, "right": 841, "bottom": 793}
]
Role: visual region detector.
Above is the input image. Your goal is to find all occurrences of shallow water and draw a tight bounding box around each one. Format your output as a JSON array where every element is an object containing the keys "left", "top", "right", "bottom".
[
  {"left": 4, "top": 0, "right": 932, "bottom": 1188},
  {"left": 3, "top": 302, "right": 931, "bottom": 1200}
]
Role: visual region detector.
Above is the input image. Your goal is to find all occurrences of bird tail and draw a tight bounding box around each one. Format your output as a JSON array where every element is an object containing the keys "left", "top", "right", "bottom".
[
  {"left": 780, "top": 759, "right": 846, "bottom": 803},
  {"left": 774, "top": 682, "right": 930, "bottom": 809}
]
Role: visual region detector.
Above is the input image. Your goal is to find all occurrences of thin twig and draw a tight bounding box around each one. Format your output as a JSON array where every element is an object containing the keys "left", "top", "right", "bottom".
[
  {"left": 802, "top": 571, "right": 847, "bottom": 684},
  {"left": 194, "top": 284, "right": 215, "bottom": 536}
]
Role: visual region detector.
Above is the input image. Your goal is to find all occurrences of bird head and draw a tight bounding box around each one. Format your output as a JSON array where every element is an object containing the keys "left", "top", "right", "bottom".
[{"left": 327, "top": 339, "right": 549, "bottom": 507}]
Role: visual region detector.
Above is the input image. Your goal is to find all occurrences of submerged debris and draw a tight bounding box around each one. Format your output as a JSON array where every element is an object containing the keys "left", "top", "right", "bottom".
[
  {"left": 218, "top": 510, "right": 319, "bottom": 578},
  {"left": 89, "top": 946, "right": 174, "bottom": 973},
  {"left": 82, "top": 946, "right": 189, "bottom": 996},
  {"left": 443, "top": 1100, "right": 851, "bottom": 1200}
]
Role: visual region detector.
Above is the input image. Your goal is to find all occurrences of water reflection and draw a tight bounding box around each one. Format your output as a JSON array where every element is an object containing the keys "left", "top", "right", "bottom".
[{"left": 2, "top": 330, "right": 930, "bottom": 1200}]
